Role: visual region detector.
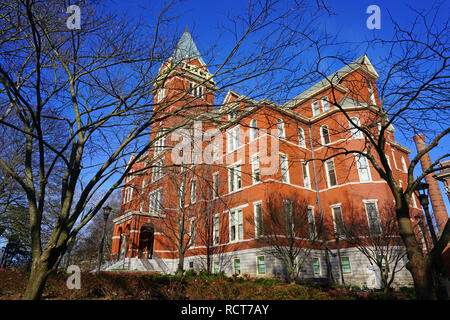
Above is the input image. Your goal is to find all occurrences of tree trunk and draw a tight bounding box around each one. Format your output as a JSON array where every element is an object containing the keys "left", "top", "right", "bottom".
[
  {"left": 176, "top": 252, "right": 185, "bottom": 275},
  {"left": 396, "top": 202, "right": 437, "bottom": 299},
  {"left": 22, "top": 258, "right": 51, "bottom": 300}
]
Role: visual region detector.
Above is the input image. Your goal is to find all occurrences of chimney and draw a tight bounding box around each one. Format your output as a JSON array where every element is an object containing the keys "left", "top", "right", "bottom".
[{"left": 413, "top": 134, "right": 448, "bottom": 235}]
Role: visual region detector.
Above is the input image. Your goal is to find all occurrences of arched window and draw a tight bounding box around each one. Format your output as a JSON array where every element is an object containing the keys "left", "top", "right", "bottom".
[
  {"left": 250, "top": 119, "right": 258, "bottom": 141},
  {"left": 349, "top": 117, "right": 362, "bottom": 139},
  {"left": 277, "top": 118, "right": 285, "bottom": 139},
  {"left": 298, "top": 127, "right": 306, "bottom": 148},
  {"left": 321, "top": 125, "right": 330, "bottom": 145}
]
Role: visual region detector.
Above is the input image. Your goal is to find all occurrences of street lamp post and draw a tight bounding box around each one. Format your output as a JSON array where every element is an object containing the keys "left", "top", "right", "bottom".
[
  {"left": 335, "top": 233, "right": 347, "bottom": 290},
  {"left": 97, "top": 205, "right": 112, "bottom": 273},
  {"left": 416, "top": 182, "right": 438, "bottom": 246}
]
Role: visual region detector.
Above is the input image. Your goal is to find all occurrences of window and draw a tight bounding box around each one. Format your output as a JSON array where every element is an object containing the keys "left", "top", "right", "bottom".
[
  {"left": 213, "top": 215, "right": 220, "bottom": 245},
  {"left": 366, "top": 79, "right": 375, "bottom": 105},
  {"left": 302, "top": 161, "right": 311, "bottom": 188},
  {"left": 152, "top": 159, "right": 164, "bottom": 182},
  {"left": 149, "top": 188, "right": 162, "bottom": 214},
  {"left": 377, "top": 122, "right": 382, "bottom": 133},
  {"left": 257, "top": 256, "right": 266, "bottom": 274},
  {"left": 280, "top": 154, "right": 290, "bottom": 183},
  {"left": 321, "top": 125, "right": 330, "bottom": 145},
  {"left": 313, "top": 257, "right": 321, "bottom": 275},
  {"left": 154, "top": 129, "right": 167, "bottom": 155},
  {"left": 411, "top": 194, "right": 418, "bottom": 208},
  {"left": 325, "top": 159, "right": 337, "bottom": 187},
  {"left": 157, "top": 87, "right": 165, "bottom": 103},
  {"left": 250, "top": 119, "right": 258, "bottom": 141},
  {"left": 332, "top": 206, "right": 345, "bottom": 236},
  {"left": 213, "top": 261, "right": 220, "bottom": 273},
  {"left": 386, "top": 155, "right": 391, "bottom": 169},
  {"left": 189, "top": 82, "right": 203, "bottom": 98},
  {"left": 341, "top": 257, "right": 351, "bottom": 274},
  {"left": 228, "top": 164, "right": 242, "bottom": 193},
  {"left": 124, "top": 187, "right": 133, "bottom": 203},
  {"left": 283, "top": 200, "right": 295, "bottom": 238},
  {"left": 349, "top": 117, "right": 363, "bottom": 139},
  {"left": 401, "top": 156, "right": 408, "bottom": 173},
  {"left": 391, "top": 150, "right": 398, "bottom": 169},
  {"left": 355, "top": 154, "right": 371, "bottom": 182},
  {"left": 233, "top": 258, "right": 241, "bottom": 274},
  {"left": 321, "top": 96, "right": 330, "bottom": 112},
  {"left": 365, "top": 201, "right": 381, "bottom": 234},
  {"left": 298, "top": 127, "right": 306, "bottom": 148},
  {"left": 251, "top": 155, "right": 261, "bottom": 184},
  {"left": 190, "top": 179, "right": 196, "bottom": 204},
  {"left": 227, "top": 126, "right": 240, "bottom": 152},
  {"left": 307, "top": 207, "right": 316, "bottom": 239},
  {"left": 213, "top": 172, "right": 219, "bottom": 198},
  {"left": 189, "top": 217, "right": 196, "bottom": 246},
  {"left": 312, "top": 101, "right": 320, "bottom": 116},
  {"left": 277, "top": 118, "right": 285, "bottom": 139},
  {"left": 254, "top": 202, "right": 263, "bottom": 238},
  {"left": 212, "top": 138, "right": 220, "bottom": 161},
  {"left": 189, "top": 261, "right": 194, "bottom": 269},
  {"left": 229, "top": 209, "right": 243, "bottom": 242}
]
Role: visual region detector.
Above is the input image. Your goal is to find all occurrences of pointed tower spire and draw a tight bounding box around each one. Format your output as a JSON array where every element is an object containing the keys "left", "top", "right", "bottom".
[{"left": 171, "top": 28, "right": 206, "bottom": 66}]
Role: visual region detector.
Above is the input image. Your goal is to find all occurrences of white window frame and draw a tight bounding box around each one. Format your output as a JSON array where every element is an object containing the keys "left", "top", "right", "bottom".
[
  {"left": 302, "top": 161, "right": 311, "bottom": 189},
  {"left": 312, "top": 101, "right": 320, "bottom": 116},
  {"left": 152, "top": 159, "right": 164, "bottom": 182},
  {"left": 280, "top": 153, "right": 290, "bottom": 183},
  {"left": 349, "top": 117, "right": 363, "bottom": 139},
  {"left": 157, "top": 87, "right": 165, "bottom": 103},
  {"left": 277, "top": 118, "right": 285, "bottom": 139},
  {"left": 250, "top": 119, "right": 258, "bottom": 141},
  {"left": 401, "top": 156, "right": 408, "bottom": 173},
  {"left": 233, "top": 258, "right": 241, "bottom": 275},
  {"left": 251, "top": 154, "right": 261, "bottom": 184},
  {"left": 355, "top": 154, "right": 372, "bottom": 182},
  {"left": 228, "top": 162, "right": 242, "bottom": 193},
  {"left": 256, "top": 256, "right": 266, "bottom": 275},
  {"left": 363, "top": 200, "right": 382, "bottom": 234},
  {"left": 331, "top": 204, "right": 344, "bottom": 237},
  {"left": 321, "top": 96, "right": 330, "bottom": 112},
  {"left": 212, "top": 172, "right": 219, "bottom": 199},
  {"left": 227, "top": 125, "right": 240, "bottom": 153},
  {"left": 341, "top": 256, "right": 352, "bottom": 274},
  {"left": 307, "top": 206, "right": 316, "bottom": 239},
  {"left": 149, "top": 188, "right": 162, "bottom": 214},
  {"left": 254, "top": 201, "right": 263, "bottom": 239},
  {"left": 213, "top": 214, "right": 220, "bottom": 245},
  {"left": 320, "top": 125, "right": 331, "bottom": 145},
  {"left": 325, "top": 159, "right": 338, "bottom": 188},
  {"left": 190, "top": 178, "right": 196, "bottom": 204},
  {"left": 154, "top": 129, "right": 167, "bottom": 156},
  {"left": 229, "top": 209, "right": 243, "bottom": 242},
  {"left": 366, "top": 78, "right": 376, "bottom": 105},
  {"left": 297, "top": 126, "right": 306, "bottom": 148},
  {"left": 312, "top": 257, "right": 321, "bottom": 276}
]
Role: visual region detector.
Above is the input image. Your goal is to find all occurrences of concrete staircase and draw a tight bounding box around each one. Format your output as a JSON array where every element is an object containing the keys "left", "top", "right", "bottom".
[{"left": 102, "top": 256, "right": 169, "bottom": 274}]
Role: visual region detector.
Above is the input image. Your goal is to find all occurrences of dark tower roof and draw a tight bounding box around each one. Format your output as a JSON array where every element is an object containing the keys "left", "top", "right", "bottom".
[{"left": 171, "top": 28, "right": 206, "bottom": 66}]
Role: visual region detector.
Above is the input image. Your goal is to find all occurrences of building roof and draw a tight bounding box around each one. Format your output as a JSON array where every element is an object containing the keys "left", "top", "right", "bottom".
[
  {"left": 171, "top": 28, "right": 206, "bottom": 67},
  {"left": 282, "top": 54, "right": 379, "bottom": 109}
]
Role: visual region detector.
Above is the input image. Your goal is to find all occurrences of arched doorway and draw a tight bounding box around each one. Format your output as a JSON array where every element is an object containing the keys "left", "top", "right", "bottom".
[{"left": 138, "top": 223, "right": 154, "bottom": 259}]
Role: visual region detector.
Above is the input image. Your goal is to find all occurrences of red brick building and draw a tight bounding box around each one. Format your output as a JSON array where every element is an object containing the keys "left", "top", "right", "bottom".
[{"left": 108, "top": 30, "right": 427, "bottom": 288}]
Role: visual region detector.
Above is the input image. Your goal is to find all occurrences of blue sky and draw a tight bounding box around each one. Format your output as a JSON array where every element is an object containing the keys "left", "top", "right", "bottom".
[{"left": 108, "top": 0, "right": 449, "bottom": 214}]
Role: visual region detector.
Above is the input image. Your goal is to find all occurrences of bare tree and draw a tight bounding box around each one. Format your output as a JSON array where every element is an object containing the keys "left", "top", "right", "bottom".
[
  {"left": 249, "top": 192, "right": 319, "bottom": 283},
  {"left": 342, "top": 203, "right": 409, "bottom": 293}
]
